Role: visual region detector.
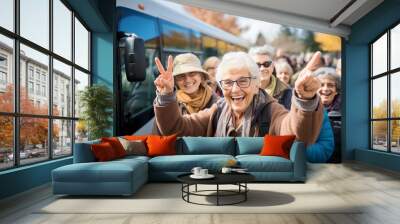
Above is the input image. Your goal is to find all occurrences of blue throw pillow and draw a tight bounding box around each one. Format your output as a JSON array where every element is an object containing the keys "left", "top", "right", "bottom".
[
  {"left": 73, "top": 139, "right": 100, "bottom": 163},
  {"left": 180, "top": 137, "right": 235, "bottom": 155},
  {"left": 236, "top": 137, "right": 263, "bottom": 155}
]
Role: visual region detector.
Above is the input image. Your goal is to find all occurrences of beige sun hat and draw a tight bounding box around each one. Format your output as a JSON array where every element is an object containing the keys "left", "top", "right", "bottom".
[{"left": 173, "top": 53, "right": 209, "bottom": 79}]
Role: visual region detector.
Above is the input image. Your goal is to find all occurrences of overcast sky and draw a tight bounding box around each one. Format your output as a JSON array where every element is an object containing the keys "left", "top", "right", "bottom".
[
  {"left": 236, "top": 16, "right": 281, "bottom": 43},
  {"left": 0, "top": 0, "right": 88, "bottom": 75}
]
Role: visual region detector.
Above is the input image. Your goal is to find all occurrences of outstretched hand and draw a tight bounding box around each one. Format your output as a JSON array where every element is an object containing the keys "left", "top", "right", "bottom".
[
  {"left": 294, "top": 51, "right": 322, "bottom": 100},
  {"left": 154, "top": 55, "right": 174, "bottom": 95}
]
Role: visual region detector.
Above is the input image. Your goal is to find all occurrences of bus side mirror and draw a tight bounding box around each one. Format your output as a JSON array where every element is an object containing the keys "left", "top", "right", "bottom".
[{"left": 120, "top": 34, "right": 146, "bottom": 82}]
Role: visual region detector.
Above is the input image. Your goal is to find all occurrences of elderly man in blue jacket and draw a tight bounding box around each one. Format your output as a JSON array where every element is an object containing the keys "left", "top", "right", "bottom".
[{"left": 306, "top": 109, "right": 335, "bottom": 163}]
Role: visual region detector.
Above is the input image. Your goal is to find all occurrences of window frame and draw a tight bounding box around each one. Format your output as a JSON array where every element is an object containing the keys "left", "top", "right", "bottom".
[
  {"left": 0, "top": 0, "right": 92, "bottom": 171},
  {"left": 370, "top": 20, "right": 400, "bottom": 154}
]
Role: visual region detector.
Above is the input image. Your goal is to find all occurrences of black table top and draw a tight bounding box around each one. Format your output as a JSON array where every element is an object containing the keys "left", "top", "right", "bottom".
[{"left": 177, "top": 172, "right": 255, "bottom": 185}]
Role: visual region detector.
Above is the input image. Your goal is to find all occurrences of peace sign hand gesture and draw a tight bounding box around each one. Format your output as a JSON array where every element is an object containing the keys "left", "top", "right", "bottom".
[
  {"left": 154, "top": 55, "right": 174, "bottom": 95},
  {"left": 294, "top": 51, "right": 322, "bottom": 100}
]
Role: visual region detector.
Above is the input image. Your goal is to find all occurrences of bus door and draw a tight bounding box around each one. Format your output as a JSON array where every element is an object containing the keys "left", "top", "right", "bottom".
[{"left": 117, "top": 8, "right": 161, "bottom": 135}]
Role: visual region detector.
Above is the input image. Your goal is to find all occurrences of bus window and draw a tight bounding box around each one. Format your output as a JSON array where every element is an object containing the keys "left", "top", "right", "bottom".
[
  {"left": 226, "top": 43, "right": 236, "bottom": 52},
  {"left": 202, "top": 35, "right": 218, "bottom": 58},
  {"left": 161, "top": 21, "right": 191, "bottom": 51},
  {"left": 234, "top": 45, "right": 242, "bottom": 51},
  {"left": 217, "top": 40, "right": 227, "bottom": 56},
  {"left": 118, "top": 9, "right": 160, "bottom": 48},
  {"left": 238, "top": 46, "right": 248, "bottom": 52},
  {"left": 191, "top": 31, "right": 202, "bottom": 52}
]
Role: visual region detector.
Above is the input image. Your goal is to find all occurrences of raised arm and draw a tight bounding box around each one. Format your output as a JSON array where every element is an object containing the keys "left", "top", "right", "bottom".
[
  {"left": 153, "top": 55, "right": 214, "bottom": 136},
  {"left": 154, "top": 55, "right": 174, "bottom": 95},
  {"left": 269, "top": 52, "right": 324, "bottom": 145}
]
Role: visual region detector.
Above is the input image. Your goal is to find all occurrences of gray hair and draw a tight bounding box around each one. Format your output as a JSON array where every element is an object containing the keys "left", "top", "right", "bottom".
[
  {"left": 314, "top": 67, "right": 341, "bottom": 91},
  {"left": 275, "top": 61, "right": 294, "bottom": 76},
  {"left": 248, "top": 45, "right": 275, "bottom": 57},
  {"left": 216, "top": 51, "right": 260, "bottom": 87},
  {"left": 203, "top": 56, "right": 220, "bottom": 70}
]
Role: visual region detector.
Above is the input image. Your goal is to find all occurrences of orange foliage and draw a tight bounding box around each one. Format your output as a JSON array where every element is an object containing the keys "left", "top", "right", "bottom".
[
  {"left": 314, "top": 33, "right": 341, "bottom": 52},
  {"left": 0, "top": 84, "right": 59, "bottom": 149},
  {"left": 184, "top": 6, "right": 243, "bottom": 35}
]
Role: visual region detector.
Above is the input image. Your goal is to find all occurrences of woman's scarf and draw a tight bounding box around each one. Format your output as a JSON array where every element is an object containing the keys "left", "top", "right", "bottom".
[
  {"left": 265, "top": 75, "right": 277, "bottom": 96},
  {"left": 215, "top": 89, "right": 272, "bottom": 137},
  {"left": 176, "top": 83, "right": 213, "bottom": 114},
  {"left": 327, "top": 94, "right": 341, "bottom": 113}
]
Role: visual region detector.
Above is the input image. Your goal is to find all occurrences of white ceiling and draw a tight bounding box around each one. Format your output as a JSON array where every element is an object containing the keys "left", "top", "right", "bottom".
[{"left": 166, "top": 0, "right": 384, "bottom": 38}]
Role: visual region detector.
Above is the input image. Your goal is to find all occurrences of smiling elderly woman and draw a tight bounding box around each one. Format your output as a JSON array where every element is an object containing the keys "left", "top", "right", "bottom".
[
  {"left": 314, "top": 67, "right": 341, "bottom": 113},
  {"left": 172, "top": 53, "right": 218, "bottom": 115},
  {"left": 153, "top": 52, "right": 324, "bottom": 145}
]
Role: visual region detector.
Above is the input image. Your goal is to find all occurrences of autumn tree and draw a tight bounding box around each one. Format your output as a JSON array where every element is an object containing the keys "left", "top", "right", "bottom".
[
  {"left": 271, "top": 26, "right": 305, "bottom": 53},
  {"left": 0, "top": 85, "right": 14, "bottom": 149},
  {"left": 314, "top": 32, "right": 341, "bottom": 52},
  {"left": 302, "top": 30, "right": 321, "bottom": 52},
  {"left": 392, "top": 99, "right": 400, "bottom": 143},
  {"left": 0, "top": 84, "right": 59, "bottom": 151},
  {"left": 372, "top": 99, "right": 388, "bottom": 141},
  {"left": 184, "top": 6, "right": 246, "bottom": 35},
  {"left": 371, "top": 99, "right": 400, "bottom": 144}
]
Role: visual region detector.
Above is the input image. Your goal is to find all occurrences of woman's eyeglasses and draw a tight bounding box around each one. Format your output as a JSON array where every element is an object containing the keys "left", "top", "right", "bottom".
[
  {"left": 219, "top": 77, "right": 255, "bottom": 90},
  {"left": 256, "top": 61, "right": 272, "bottom": 68}
]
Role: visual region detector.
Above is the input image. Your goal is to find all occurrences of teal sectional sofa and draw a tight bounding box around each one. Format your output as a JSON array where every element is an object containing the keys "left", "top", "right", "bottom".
[{"left": 52, "top": 137, "right": 306, "bottom": 196}]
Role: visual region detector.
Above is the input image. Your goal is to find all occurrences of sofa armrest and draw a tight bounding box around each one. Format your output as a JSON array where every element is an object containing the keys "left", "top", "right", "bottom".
[
  {"left": 289, "top": 141, "right": 306, "bottom": 181},
  {"left": 73, "top": 140, "right": 100, "bottom": 163}
]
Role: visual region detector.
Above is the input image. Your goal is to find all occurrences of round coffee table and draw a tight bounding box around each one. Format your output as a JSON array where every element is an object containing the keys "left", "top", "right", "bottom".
[{"left": 177, "top": 172, "right": 255, "bottom": 206}]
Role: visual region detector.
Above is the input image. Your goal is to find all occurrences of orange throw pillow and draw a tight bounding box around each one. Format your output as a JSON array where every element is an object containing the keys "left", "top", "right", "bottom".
[
  {"left": 91, "top": 142, "right": 117, "bottom": 161},
  {"left": 260, "top": 135, "right": 296, "bottom": 159},
  {"left": 146, "top": 134, "right": 177, "bottom": 157},
  {"left": 124, "top": 135, "right": 148, "bottom": 141},
  {"left": 101, "top": 137, "right": 126, "bottom": 158}
]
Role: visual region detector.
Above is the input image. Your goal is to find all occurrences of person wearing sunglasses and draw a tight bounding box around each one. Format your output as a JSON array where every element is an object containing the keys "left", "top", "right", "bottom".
[
  {"left": 248, "top": 45, "right": 292, "bottom": 109},
  {"left": 152, "top": 51, "right": 323, "bottom": 146}
]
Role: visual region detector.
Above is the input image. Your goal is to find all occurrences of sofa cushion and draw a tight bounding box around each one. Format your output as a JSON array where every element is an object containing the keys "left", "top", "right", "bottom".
[
  {"left": 114, "top": 155, "right": 150, "bottom": 164},
  {"left": 73, "top": 140, "right": 100, "bottom": 163},
  {"left": 260, "top": 135, "right": 296, "bottom": 159},
  {"left": 147, "top": 134, "right": 177, "bottom": 157},
  {"left": 101, "top": 137, "right": 127, "bottom": 158},
  {"left": 149, "top": 154, "right": 235, "bottom": 172},
  {"left": 118, "top": 138, "right": 147, "bottom": 156},
  {"left": 236, "top": 137, "right": 263, "bottom": 155},
  {"left": 91, "top": 142, "right": 118, "bottom": 161},
  {"left": 124, "top": 135, "right": 148, "bottom": 141},
  {"left": 179, "top": 137, "right": 235, "bottom": 155},
  {"left": 236, "top": 155, "right": 293, "bottom": 172},
  {"left": 52, "top": 158, "right": 147, "bottom": 183}
]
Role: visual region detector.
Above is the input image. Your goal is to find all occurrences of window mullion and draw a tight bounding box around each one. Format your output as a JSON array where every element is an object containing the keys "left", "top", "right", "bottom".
[
  {"left": 71, "top": 10, "right": 76, "bottom": 154},
  {"left": 370, "top": 45, "right": 373, "bottom": 149},
  {"left": 387, "top": 29, "right": 391, "bottom": 152},
  {"left": 48, "top": 0, "right": 53, "bottom": 160},
  {"left": 0, "top": 0, "right": 81, "bottom": 170},
  {"left": 13, "top": 0, "right": 20, "bottom": 167}
]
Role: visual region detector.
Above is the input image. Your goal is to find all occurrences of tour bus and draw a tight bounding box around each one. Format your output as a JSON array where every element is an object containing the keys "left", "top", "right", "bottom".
[
  {"left": 0, "top": 0, "right": 250, "bottom": 171},
  {"left": 116, "top": 0, "right": 249, "bottom": 135},
  {"left": 2, "top": 1, "right": 400, "bottom": 223}
]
